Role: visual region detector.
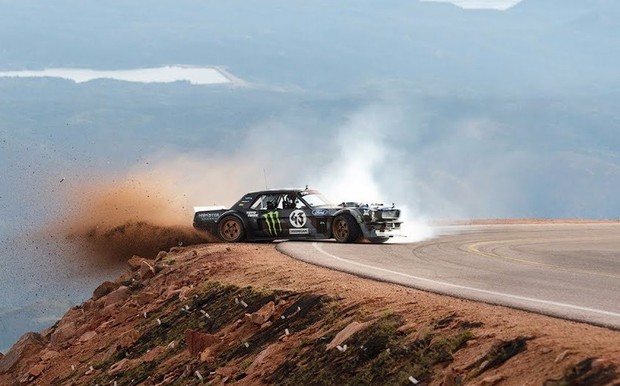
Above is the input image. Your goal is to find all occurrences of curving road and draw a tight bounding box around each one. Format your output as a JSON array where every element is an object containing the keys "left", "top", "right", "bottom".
[{"left": 277, "top": 223, "right": 620, "bottom": 329}]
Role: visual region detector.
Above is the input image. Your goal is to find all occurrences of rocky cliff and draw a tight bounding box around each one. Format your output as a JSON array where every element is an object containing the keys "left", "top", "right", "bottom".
[{"left": 0, "top": 243, "right": 618, "bottom": 385}]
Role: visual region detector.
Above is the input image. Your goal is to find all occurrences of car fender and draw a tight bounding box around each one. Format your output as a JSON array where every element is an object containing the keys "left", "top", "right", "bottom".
[
  {"left": 332, "top": 208, "right": 363, "bottom": 223},
  {"left": 217, "top": 210, "right": 249, "bottom": 229}
]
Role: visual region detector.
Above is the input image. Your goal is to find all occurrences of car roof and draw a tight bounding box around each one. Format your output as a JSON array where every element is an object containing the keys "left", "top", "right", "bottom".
[{"left": 245, "top": 188, "right": 320, "bottom": 196}]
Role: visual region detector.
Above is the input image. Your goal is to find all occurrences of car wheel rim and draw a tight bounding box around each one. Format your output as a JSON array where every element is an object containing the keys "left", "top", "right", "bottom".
[
  {"left": 334, "top": 219, "right": 349, "bottom": 240},
  {"left": 223, "top": 220, "right": 239, "bottom": 241}
]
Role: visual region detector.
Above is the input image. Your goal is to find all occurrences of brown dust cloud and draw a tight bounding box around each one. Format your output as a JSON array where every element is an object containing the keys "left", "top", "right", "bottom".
[{"left": 53, "top": 172, "right": 217, "bottom": 263}]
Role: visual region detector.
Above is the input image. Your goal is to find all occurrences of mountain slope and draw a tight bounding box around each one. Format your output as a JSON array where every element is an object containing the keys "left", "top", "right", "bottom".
[{"left": 0, "top": 243, "right": 618, "bottom": 385}]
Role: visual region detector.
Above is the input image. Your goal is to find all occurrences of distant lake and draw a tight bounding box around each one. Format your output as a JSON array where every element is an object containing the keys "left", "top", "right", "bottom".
[{"left": 0, "top": 65, "right": 234, "bottom": 85}]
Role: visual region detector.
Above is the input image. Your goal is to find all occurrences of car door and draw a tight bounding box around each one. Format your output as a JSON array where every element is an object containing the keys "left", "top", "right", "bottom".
[
  {"left": 246, "top": 193, "right": 283, "bottom": 238},
  {"left": 282, "top": 207, "right": 313, "bottom": 238}
]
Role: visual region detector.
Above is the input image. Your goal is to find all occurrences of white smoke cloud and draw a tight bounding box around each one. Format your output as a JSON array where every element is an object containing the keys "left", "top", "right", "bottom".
[{"left": 115, "top": 105, "right": 437, "bottom": 243}]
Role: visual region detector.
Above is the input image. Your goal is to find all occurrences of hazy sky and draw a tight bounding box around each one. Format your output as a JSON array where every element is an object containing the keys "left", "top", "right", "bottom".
[{"left": 422, "top": 0, "right": 523, "bottom": 9}]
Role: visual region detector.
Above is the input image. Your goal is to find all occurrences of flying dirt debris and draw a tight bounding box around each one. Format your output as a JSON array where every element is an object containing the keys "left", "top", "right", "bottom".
[
  {"left": 68, "top": 221, "right": 211, "bottom": 260},
  {"left": 56, "top": 178, "right": 215, "bottom": 262}
]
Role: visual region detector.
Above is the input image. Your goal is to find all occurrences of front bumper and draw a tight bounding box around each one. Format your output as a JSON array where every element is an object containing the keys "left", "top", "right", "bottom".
[{"left": 361, "top": 221, "right": 402, "bottom": 238}]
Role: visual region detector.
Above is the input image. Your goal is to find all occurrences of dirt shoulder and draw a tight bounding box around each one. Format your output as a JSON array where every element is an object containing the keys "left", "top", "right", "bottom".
[{"left": 0, "top": 243, "right": 618, "bottom": 385}]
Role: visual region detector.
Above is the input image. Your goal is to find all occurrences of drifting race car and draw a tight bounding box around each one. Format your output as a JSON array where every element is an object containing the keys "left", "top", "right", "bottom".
[{"left": 193, "top": 188, "right": 402, "bottom": 243}]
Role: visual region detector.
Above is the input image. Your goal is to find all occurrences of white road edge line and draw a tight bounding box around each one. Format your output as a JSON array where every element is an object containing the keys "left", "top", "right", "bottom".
[{"left": 312, "top": 242, "right": 620, "bottom": 319}]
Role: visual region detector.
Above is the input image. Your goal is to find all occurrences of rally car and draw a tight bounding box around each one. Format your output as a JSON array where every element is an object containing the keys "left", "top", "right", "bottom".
[{"left": 193, "top": 188, "right": 402, "bottom": 243}]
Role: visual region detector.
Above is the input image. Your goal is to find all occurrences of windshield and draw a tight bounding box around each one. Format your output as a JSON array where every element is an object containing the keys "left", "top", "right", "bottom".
[{"left": 300, "top": 193, "right": 332, "bottom": 207}]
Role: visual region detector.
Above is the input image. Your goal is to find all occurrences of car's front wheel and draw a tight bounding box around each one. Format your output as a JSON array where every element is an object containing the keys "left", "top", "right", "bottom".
[
  {"left": 368, "top": 237, "right": 390, "bottom": 244},
  {"left": 218, "top": 216, "right": 245, "bottom": 242},
  {"left": 332, "top": 214, "right": 361, "bottom": 243}
]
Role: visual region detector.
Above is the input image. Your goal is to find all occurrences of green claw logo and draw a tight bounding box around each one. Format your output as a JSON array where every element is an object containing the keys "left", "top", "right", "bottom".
[{"left": 263, "top": 210, "right": 282, "bottom": 236}]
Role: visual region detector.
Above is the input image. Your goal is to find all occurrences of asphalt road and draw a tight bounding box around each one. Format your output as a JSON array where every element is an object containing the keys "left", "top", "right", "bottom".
[{"left": 277, "top": 223, "right": 620, "bottom": 329}]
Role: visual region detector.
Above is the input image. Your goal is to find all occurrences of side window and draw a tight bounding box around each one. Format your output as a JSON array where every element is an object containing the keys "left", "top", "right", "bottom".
[
  {"left": 294, "top": 195, "right": 306, "bottom": 209},
  {"left": 250, "top": 194, "right": 282, "bottom": 210},
  {"left": 250, "top": 195, "right": 267, "bottom": 210}
]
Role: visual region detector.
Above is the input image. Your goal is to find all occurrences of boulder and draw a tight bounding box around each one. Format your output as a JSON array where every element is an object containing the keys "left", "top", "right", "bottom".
[
  {"left": 138, "top": 261, "right": 156, "bottom": 280},
  {"left": 103, "top": 286, "right": 131, "bottom": 308},
  {"left": 50, "top": 321, "right": 77, "bottom": 345},
  {"left": 185, "top": 330, "right": 220, "bottom": 357},
  {"left": 26, "top": 363, "right": 46, "bottom": 378},
  {"left": 93, "top": 281, "right": 120, "bottom": 300},
  {"left": 127, "top": 255, "right": 145, "bottom": 270},
  {"left": 250, "top": 301, "right": 275, "bottom": 326},
  {"left": 0, "top": 332, "right": 47, "bottom": 374}
]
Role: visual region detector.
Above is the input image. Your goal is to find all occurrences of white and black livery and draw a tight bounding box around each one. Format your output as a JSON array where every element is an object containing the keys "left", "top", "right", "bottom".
[{"left": 193, "top": 188, "right": 402, "bottom": 243}]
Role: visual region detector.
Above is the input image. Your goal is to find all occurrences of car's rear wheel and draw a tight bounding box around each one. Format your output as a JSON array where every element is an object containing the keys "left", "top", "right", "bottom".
[
  {"left": 332, "top": 214, "right": 361, "bottom": 243},
  {"left": 218, "top": 216, "right": 245, "bottom": 242}
]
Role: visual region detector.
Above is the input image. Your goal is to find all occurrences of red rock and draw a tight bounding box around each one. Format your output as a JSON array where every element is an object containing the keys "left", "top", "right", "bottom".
[
  {"left": 127, "top": 255, "right": 145, "bottom": 270},
  {"left": 50, "top": 321, "right": 77, "bottom": 345},
  {"left": 442, "top": 367, "right": 459, "bottom": 386},
  {"left": 40, "top": 350, "right": 59, "bottom": 361},
  {"left": 247, "top": 344, "right": 278, "bottom": 374},
  {"left": 78, "top": 331, "right": 97, "bottom": 343},
  {"left": 142, "top": 346, "right": 165, "bottom": 362},
  {"left": 27, "top": 363, "right": 46, "bottom": 377},
  {"left": 93, "top": 281, "right": 120, "bottom": 300},
  {"left": 592, "top": 358, "right": 613, "bottom": 370},
  {"left": 326, "top": 321, "right": 370, "bottom": 351},
  {"left": 117, "top": 329, "right": 141, "bottom": 349},
  {"left": 156, "top": 251, "right": 167, "bottom": 261},
  {"left": 112, "top": 304, "right": 139, "bottom": 325},
  {"left": 199, "top": 348, "right": 215, "bottom": 363},
  {"left": 103, "top": 286, "right": 131, "bottom": 308},
  {"left": 108, "top": 358, "right": 131, "bottom": 376},
  {"left": 134, "top": 291, "right": 158, "bottom": 306},
  {"left": 139, "top": 261, "right": 156, "bottom": 280},
  {"left": 215, "top": 365, "right": 235, "bottom": 378},
  {"left": 185, "top": 330, "right": 220, "bottom": 356},
  {"left": 108, "top": 358, "right": 143, "bottom": 376},
  {"left": 478, "top": 374, "right": 506, "bottom": 386},
  {"left": 178, "top": 286, "right": 192, "bottom": 301},
  {"left": 554, "top": 350, "right": 571, "bottom": 363},
  {"left": 250, "top": 301, "right": 275, "bottom": 325},
  {"left": 0, "top": 353, "right": 3, "bottom": 360},
  {"left": 0, "top": 332, "right": 47, "bottom": 374}
]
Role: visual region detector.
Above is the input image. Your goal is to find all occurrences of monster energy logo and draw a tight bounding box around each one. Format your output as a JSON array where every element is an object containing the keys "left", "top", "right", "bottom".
[{"left": 263, "top": 210, "right": 282, "bottom": 236}]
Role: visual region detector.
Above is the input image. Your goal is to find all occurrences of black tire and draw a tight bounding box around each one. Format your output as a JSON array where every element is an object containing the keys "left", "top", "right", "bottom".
[
  {"left": 218, "top": 216, "right": 245, "bottom": 242},
  {"left": 332, "top": 214, "right": 361, "bottom": 243},
  {"left": 368, "top": 237, "right": 390, "bottom": 244}
]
